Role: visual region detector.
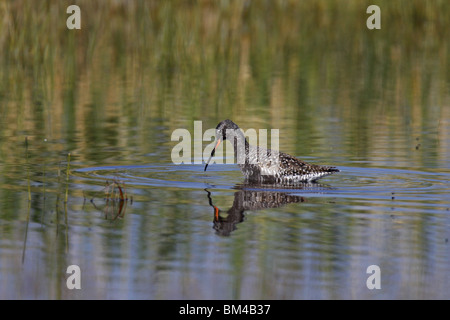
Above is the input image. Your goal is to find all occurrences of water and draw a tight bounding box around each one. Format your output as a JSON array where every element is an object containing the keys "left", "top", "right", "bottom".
[
  {"left": 0, "top": 1, "right": 449, "bottom": 300},
  {"left": 2, "top": 158, "right": 449, "bottom": 299}
]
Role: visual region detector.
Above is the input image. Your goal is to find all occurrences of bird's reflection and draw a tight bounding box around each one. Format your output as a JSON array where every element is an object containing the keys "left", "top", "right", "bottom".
[{"left": 206, "top": 182, "right": 333, "bottom": 236}]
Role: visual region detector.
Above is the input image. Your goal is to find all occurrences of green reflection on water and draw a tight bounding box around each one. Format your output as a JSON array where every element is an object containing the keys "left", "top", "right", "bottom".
[{"left": 0, "top": 1, "right": 448, "bottom": 162}]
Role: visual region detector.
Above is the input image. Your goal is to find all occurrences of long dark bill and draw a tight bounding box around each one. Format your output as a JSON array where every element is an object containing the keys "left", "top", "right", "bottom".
[{"left": 204, "top": 139, "right": 221, "bottom": 171}]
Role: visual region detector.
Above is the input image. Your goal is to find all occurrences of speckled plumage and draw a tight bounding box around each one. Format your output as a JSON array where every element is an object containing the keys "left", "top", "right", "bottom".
[{"left": 204, "top": 119, "right": 339, "bottom": 183}]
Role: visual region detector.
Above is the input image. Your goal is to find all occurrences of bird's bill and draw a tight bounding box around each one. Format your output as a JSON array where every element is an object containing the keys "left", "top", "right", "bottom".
[{"left": 204, "top": 139, "right": 221, "bottom": 171}]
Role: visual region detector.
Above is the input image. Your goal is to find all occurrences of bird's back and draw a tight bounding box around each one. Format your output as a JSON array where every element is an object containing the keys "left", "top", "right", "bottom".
[{"left": 239, "top": 144, "right": 339, "bottom": 183}]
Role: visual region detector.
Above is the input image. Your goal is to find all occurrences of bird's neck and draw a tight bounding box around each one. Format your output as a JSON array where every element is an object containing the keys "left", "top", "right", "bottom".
[{"left": 230, "top": 129, "right": 249, "bottom": 161}]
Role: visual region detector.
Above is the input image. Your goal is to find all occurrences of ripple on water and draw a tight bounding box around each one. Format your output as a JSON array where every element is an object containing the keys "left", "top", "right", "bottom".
[
  {"left": 73, "top": 164, "right": 450, "bottom": 204},
  {"left": 73, "top": 164, "right": 241, "bottom": 191}
]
